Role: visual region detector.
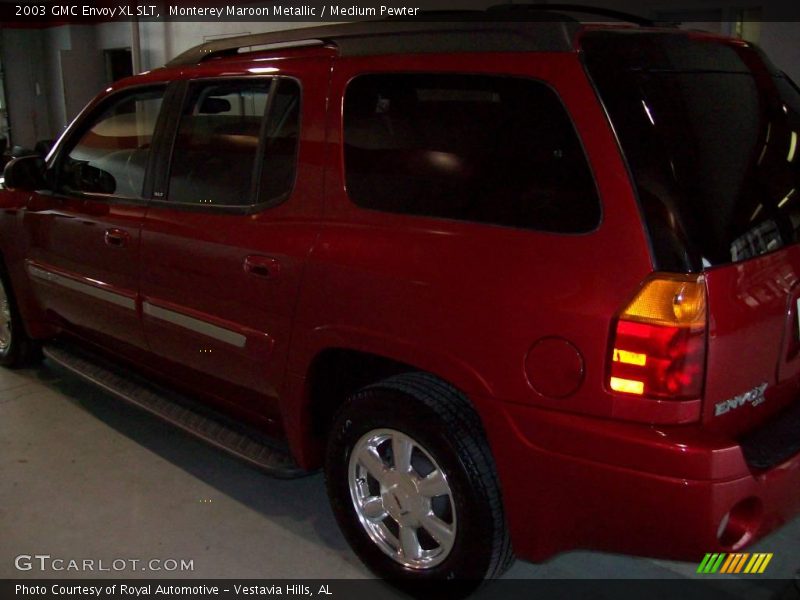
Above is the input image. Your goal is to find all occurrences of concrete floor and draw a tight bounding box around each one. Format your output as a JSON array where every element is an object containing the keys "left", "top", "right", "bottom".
[{"left": 2, "top": 360, "right": 799, "bottom": 589}]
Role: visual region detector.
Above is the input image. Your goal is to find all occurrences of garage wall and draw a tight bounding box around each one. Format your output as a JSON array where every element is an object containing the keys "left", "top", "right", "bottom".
[
  {"left": 1, "top": 24, "right": 110, "bottom": 147},
  {"left": 759, "top": 22, "right": 800, "bottom": 82},
  {"left": 43, "top": 26, "right": 71, "bottom": 138},
  {"left": 59, "top": 26, "right": 108, "bottom": 126},
  {"left": 0, "top": 28, "right": 51, "bottom": 149}
]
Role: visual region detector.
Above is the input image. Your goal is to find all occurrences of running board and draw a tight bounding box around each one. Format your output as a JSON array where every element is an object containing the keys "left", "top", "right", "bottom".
[{"left": 43, "top": 342, "right": 307, "bottom": 478}]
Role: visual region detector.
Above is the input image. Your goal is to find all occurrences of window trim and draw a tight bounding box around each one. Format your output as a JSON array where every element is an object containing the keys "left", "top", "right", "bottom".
[
  {"left": 151, "top": 75, "right": 303, "bottom": 215},
  {"left": 51, "top": 83, "right": 169, "bottom": 205},
  {"left": 340, "top": 71, "right": 604, "bottom": 235}
]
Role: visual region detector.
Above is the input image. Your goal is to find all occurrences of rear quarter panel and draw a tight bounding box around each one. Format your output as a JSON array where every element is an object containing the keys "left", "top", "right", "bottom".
[{"left": 288, "top": 51, "right": 657, "bottom": 461}]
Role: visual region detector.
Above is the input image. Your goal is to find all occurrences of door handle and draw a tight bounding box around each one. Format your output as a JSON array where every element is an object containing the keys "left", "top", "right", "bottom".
[
  {"left": 104, "top": 228, "right": 130, "bottom": 248},
  {"left": 244, "top": 255, "right": 281, "bottom": 279}
]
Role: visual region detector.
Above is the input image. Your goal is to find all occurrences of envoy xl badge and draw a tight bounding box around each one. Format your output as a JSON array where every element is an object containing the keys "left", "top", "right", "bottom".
[{"left": 715, "top": 383, "right": 768, "bottom": 417}]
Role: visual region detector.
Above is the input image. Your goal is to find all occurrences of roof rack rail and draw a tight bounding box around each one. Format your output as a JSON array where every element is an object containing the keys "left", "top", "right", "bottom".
[
  {"left": 165, "top": 20, "right": 580, "bottom": 67},
  {"left": 486, "top": 4, "right": 655, "bottom": 27}
]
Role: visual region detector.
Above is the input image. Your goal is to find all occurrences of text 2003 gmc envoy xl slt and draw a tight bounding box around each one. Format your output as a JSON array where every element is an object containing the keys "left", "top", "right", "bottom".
[{"left": 2, "top": 8, "right": 799, "bottom": 590}]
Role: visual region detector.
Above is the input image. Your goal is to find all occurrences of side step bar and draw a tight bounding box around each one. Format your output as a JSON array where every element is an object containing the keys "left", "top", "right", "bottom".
[{"left": 43, "top": 342, "right": 307, "bottom": 478}]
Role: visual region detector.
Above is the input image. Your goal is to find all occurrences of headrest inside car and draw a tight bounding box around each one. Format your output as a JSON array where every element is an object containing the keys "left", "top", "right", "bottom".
[{"left": 199, "top": 97, "right": 231, "bottom": 114}]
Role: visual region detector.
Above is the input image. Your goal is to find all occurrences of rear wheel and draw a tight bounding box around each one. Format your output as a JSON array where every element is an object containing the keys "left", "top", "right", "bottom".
[
  {"left": 0, "top": 269, "right": 41, "bottom": 368},
  {"left": 325, "top": 372, "right": 513, "bottom": 594}
]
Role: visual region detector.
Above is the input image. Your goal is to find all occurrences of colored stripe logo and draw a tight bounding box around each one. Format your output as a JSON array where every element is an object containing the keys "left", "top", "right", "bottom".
[{"left": 697, "top": 553, "right": 773, "bottom": 574}]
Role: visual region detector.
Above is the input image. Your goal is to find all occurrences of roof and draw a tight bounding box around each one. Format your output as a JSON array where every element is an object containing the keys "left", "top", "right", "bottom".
[
  {"left": 165, "top": 3, "right": 664, "bottom": 67},
  {"left": 166, "top": 18, "right": 586, "bottom": 67}
]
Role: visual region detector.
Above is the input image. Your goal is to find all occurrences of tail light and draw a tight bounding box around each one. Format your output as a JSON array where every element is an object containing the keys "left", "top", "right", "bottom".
[{"left": 608, "top": 274, "right": 707, "bottom": 399}]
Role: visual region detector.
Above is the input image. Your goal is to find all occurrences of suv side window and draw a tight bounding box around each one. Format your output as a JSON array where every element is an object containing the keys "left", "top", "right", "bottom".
[
  {"left": 59, "top": 87, "right": 165, "bottom": 199},
  {"left": 167, "top": 78, "right": 300, "bottom": 208},
  {"left": 343, "top": 74, "right": 600, "bottom": 233}
]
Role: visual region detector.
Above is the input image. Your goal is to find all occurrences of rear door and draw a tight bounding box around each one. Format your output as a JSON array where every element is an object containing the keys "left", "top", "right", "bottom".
[
  {"left": 22, "top": 85, "right": 166, "bottom": 354},
  {"left": 582, "top": 31, "right": 800, "bottom": 435},
  {"left": 704, "top": 248, "right": 800, "bottom": 435},
  {"left": 138, "top": 57, "right": 329, "bottom": 427}
]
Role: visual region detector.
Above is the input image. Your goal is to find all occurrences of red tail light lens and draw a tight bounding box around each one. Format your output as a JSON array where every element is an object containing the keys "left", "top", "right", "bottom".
[{"left": 608, "top": 274, "right": 707, "bottom": 400}]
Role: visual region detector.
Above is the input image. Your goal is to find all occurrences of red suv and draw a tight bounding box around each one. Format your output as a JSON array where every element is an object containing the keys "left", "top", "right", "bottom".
[{"left": 2, "top": 10, "right": 800, "bottom": 589}]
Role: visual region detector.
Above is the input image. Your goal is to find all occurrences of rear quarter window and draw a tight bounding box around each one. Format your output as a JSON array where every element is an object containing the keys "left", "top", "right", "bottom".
[{"left": 343, "top": 74, "right": 601, "bottom": 233}]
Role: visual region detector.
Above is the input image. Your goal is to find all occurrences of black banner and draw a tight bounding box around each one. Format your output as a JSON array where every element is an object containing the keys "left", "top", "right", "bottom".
[
  {"left": 3, "top": 578, "right": 800, "bottom": 600},
  {"left": 3, "top": 0, "right": 800, "bottom": 25}
]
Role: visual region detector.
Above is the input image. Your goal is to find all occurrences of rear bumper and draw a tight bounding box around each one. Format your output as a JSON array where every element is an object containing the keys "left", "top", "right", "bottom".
[{"left": 483, "top": 398, "right": 800, "bottom": 562}]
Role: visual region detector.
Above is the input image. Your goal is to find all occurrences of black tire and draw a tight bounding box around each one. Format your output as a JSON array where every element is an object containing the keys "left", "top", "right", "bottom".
[
  {"left": 0, "top": 265, "right": 41, "bottom": 368},
  {"left": 325, "top": 372, "right": 513, "bottom": 596}
]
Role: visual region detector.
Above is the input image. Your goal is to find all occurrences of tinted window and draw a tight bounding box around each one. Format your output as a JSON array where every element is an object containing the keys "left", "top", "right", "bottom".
[
  {"left": 258, "top": 80, "right": 301, "bottom": 204},
  {"left": 60, "top": 88, "right": 164, "bottom": 198},
  {"left": 168, "top": 78, "right": 300, "bottom": 208},
  {"left": 583, "top": 32, "right": 800, "bottom": 270},
  {"left": 343, "top": 74, "right": 600, "bottom": 232}
]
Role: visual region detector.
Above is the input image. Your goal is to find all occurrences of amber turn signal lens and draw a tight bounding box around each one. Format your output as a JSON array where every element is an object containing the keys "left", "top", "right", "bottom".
[{"left": 621, "top": 275, "right": 706, "bottom": 327}]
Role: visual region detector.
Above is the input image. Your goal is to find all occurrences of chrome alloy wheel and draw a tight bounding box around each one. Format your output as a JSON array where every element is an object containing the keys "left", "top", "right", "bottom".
[
  {"left": 348, "top": 428, "right": 457, "bottom": 570},
  {"left": 0, "top": 278, "right": 11, "bottom": 355}
]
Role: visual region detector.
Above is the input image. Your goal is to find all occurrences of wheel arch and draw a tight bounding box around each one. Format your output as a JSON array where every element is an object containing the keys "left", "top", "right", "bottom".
[{"left": 282, "top": 328, "right": 497, "bottom": 470}]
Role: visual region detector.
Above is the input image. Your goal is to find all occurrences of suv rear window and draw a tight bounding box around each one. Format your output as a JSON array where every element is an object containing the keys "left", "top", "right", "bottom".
[
  {"left": 583, "top": 31, "right": 800, "bottom": 271},
  {"left": 343, "top": 74, "right": 600, "bottom": 233}
]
